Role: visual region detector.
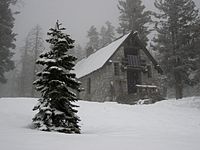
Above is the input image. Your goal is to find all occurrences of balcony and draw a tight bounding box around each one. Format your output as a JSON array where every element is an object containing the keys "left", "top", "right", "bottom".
[{"left": 121, "top": 55, "right": 146, "bottom": 70}]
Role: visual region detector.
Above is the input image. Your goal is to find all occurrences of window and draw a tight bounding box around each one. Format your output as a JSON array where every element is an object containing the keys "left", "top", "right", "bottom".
[
  {"left": 87, "top": 78, "right": 91, "bottom": 94},
  {"left": 114, "top": 63, "right": 120, "bottom": 76},
  {"left": 147, "top": 65, "right": 152, "bottom": 78}
]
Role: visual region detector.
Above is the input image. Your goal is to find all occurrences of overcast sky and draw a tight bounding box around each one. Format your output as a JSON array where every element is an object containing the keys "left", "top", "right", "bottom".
[
  {"left": 14, "top": 0, "right": 119, "bottom": 48},
  {"left": 14, "top": 0, "right": 200, "bottom": 49}
]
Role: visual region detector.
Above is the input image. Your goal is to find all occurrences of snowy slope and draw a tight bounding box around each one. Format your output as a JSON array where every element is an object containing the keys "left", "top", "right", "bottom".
[{"left": 0, "top": 97, "right": 200, "bottom": 150}]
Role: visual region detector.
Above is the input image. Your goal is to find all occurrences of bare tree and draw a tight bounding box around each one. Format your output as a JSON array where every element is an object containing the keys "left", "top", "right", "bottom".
[
  {"left": 20, "top": 25, "right": 44, "bottom": 97},
  {"left": 31, "top": 25, "right": 43, "bottom": 96}
]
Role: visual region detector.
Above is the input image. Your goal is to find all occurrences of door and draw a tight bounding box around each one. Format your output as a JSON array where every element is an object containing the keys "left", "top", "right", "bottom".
[{"left": 127, "top": 69, "right": 140, "bottom": 94}]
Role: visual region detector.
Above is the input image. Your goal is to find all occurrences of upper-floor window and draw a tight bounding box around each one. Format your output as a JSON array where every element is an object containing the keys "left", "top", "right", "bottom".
[
  {"left": 114, "top": 63, "right": 120, "bottom": 76},
  {"left": 147, "top": 65, "right": 152, "bottom": 78}
]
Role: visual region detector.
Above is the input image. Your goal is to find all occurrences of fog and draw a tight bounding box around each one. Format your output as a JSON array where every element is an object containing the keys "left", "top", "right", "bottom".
[
  {"left": 14, "top": 0, "right": 119, "bottom": 48},
  {"left": 14, "top": 0, "right": 200, "bottom": 49},
  {"left": 14, "top": 0, "right": 157, "bottom": 48}
]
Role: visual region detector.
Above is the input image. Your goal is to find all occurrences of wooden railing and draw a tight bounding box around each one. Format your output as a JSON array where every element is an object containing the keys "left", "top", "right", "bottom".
[
  {"left": 136, "top": 84, "right": 158, "bottom": 99},
  {"left": 121, "top": 55, "right": 146, "bottom": 70}
]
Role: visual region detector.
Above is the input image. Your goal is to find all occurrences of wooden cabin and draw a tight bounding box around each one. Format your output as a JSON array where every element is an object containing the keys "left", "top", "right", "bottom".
[{"left": 73, "top": 31, "right": 163, "bottom": 104}]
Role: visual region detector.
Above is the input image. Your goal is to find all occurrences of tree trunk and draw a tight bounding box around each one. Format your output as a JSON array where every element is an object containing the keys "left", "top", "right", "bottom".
[
  {"left": 20, "top": 39, "right": 29, "bottom": 97},
  {"left": 175, "top": 81, "right": 183, "bottom": 99},
  {"left": 174, "top": 69, "right": 183, "bottom": 99},
  {"left": 31, "top": 26, "right": 40, "bottom": 97}
]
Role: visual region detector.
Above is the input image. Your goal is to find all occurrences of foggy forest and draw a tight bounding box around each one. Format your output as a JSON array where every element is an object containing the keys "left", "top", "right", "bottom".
[{"left": 1, "top": 0, "right": 200, "bottom": 98}]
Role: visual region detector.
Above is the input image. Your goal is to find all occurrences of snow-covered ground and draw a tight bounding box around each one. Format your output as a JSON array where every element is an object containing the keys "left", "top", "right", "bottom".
[{"left": 0, "top": 97, "right": 200, "bottom": 150}]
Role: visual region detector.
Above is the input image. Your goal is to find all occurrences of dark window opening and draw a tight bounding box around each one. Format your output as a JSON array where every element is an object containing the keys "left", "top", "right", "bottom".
[
  {"left": 114, "top": 63, "right": 120, "bottom": 76},
  {"left": 125, "top": 47, "right": 138, "bottom": 56},
  {"left": 87, "top": 78, "right": 91, "bottom": 94},
  {"left": 147, "top": 65, "right": 152, "bottom": 78}
]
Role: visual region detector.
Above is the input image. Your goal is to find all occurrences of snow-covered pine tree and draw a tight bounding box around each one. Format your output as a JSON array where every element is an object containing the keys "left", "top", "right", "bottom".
[{"left": 32, "top": 21, "right": 81, "bottom": 134}]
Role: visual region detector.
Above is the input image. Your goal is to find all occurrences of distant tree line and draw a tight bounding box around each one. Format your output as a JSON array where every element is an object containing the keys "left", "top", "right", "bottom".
[{"left": 86, "top": 21, "right": 116, "bottom": 51}]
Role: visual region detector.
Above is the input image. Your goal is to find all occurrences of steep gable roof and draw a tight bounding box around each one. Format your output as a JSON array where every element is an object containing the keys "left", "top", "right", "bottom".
[
  {"left": 73, "top": 32, "right": 131, "bottom": 78},
  {"left": 73, "top": 31, "right": 163, "bottom": 79}
]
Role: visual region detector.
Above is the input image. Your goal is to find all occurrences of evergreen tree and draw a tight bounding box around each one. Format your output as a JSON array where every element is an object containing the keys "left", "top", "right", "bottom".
[
  {"left": 0, "top": 0, "right": 18, "bottom": 83},
  {"left": 99, "top": 21, "right": 115, "bottom": 48},
  {"left": 32, "top": 21, "right": 81, "bottom": 134},
  {"left": 117, "top": 0, "right": 151, "bottom": 45},
  {"left": 86, "top": 46, "right": 93, "bottom": 58},
  {"left": 86, "top": 25, "right": 99, "bottom": 51},
  {"left": 153, "top": 0, "right": 200, "bottom": 99},
  {"left": 99, "top": 26, "right": 107, "bottom": 48},
  {"left": 75, "top": 44, "right": 85, "bottom": 61},
  {"left": 69, "top": 44, "right": 84, "bottom": 61}
]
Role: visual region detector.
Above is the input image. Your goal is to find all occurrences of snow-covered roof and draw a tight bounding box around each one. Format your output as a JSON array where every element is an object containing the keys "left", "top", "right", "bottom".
[{"left": 73, "top": 32, "right": 131, "bottom": 78}]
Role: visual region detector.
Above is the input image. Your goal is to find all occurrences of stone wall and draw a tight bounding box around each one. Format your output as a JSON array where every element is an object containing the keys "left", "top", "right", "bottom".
[{"left": 79, "top": 64, "right": 113, "bottom": 102}]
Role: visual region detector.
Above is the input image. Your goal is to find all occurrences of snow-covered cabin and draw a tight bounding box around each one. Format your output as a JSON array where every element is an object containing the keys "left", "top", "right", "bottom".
[{"left": 74, "top": 31, "right": 163, "bottom": 104}]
